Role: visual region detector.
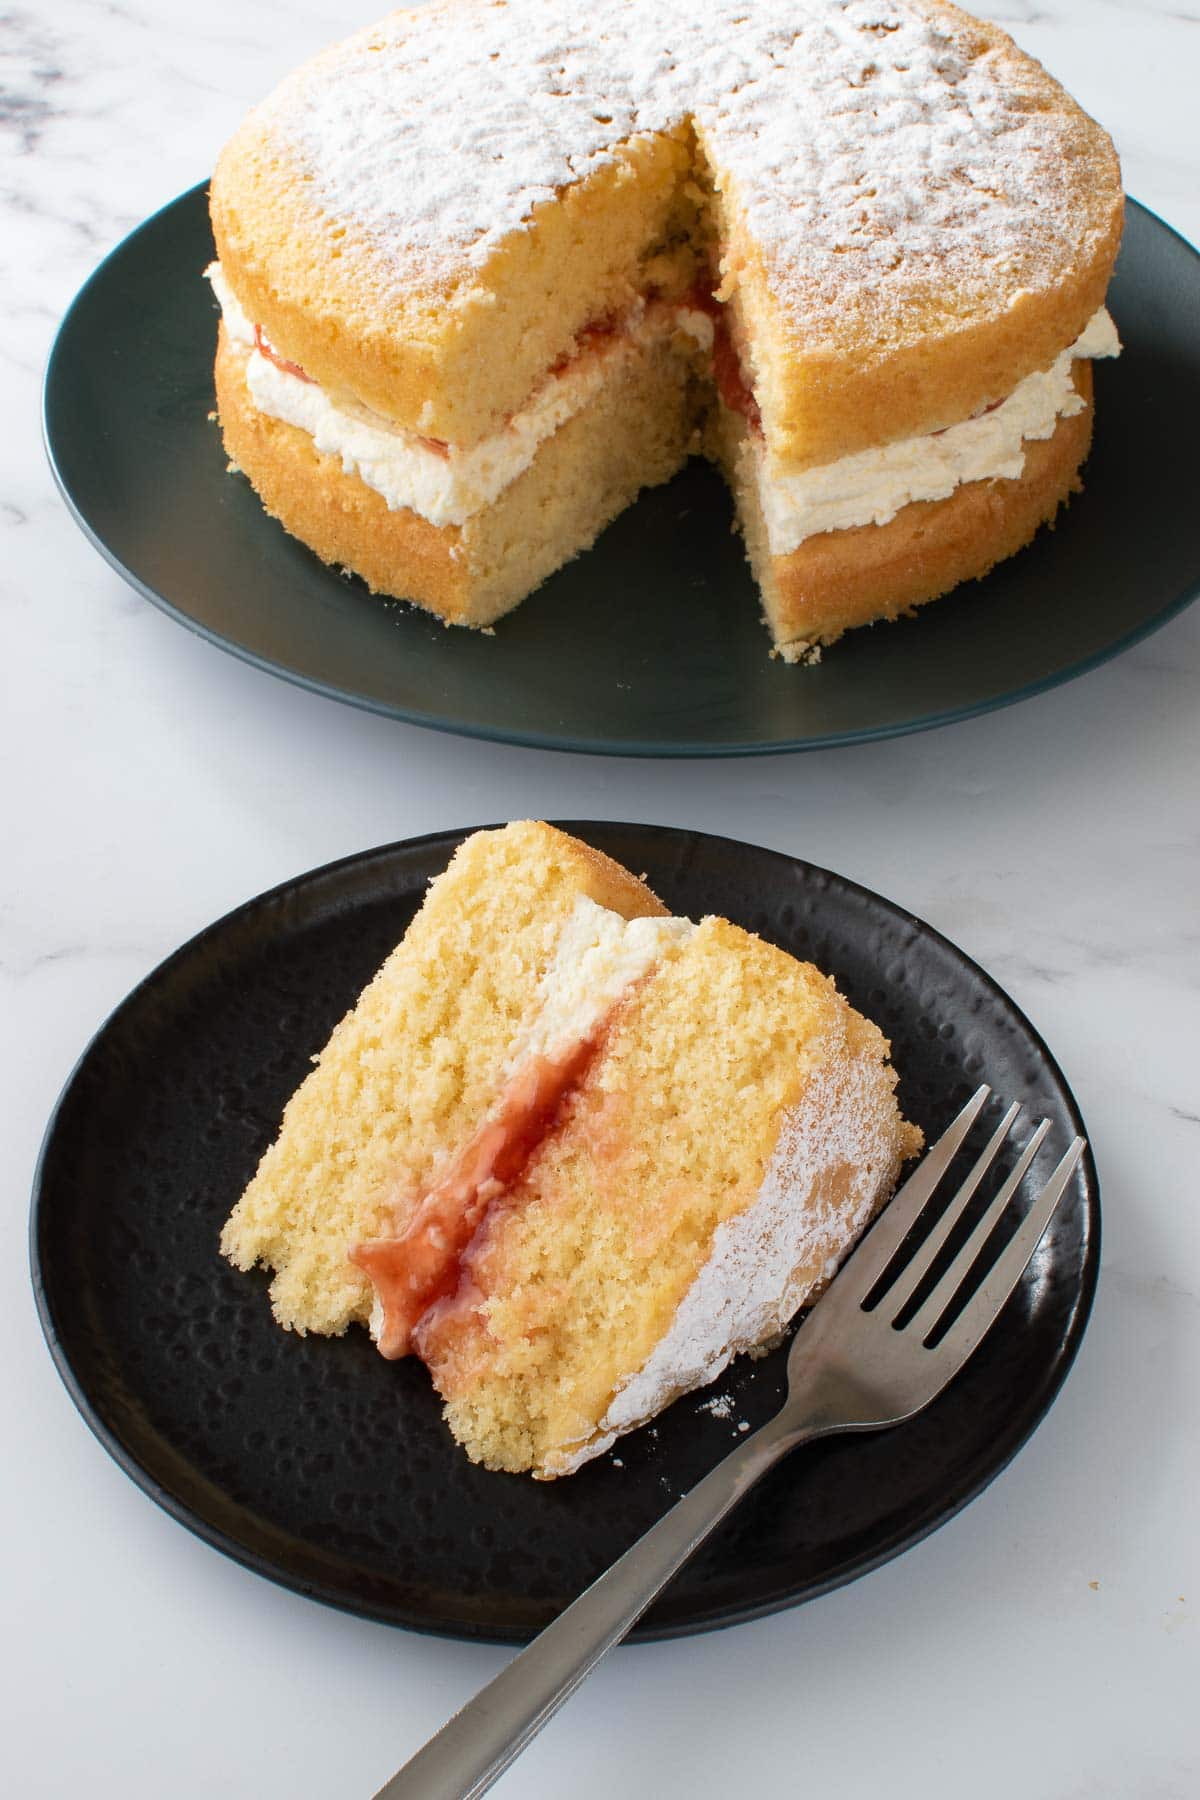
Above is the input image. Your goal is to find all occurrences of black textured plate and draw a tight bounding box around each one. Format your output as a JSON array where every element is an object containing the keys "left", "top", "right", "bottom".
[
  {"left": 44, "top": 188, "right": 1200, "bottom": 756},
  {"left": 31, "top": 825, "right": 1098, "bottom": 1642}
]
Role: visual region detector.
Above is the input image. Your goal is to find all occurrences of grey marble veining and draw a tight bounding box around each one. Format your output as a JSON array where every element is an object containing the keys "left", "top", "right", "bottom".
[{"left": 2, "top": 4, "right": 1197, "bottom": 1797}]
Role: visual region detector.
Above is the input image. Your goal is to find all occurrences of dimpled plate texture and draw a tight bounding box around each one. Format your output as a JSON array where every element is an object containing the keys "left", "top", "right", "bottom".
[
  {"left": 31, "top": 826, "right": 1099, "bottom": 1642},
  {"left": 44, "top": 191, "right": 1200, "bottom": 757}
]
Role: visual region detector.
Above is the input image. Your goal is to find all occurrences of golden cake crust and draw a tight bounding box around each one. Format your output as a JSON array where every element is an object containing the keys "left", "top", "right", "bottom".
[
  {"left": 215, "top": 328, "right": 474, "bottom": 623},
  {"left": 716, "top": 3, "right": 1121, "bottom": 470}
]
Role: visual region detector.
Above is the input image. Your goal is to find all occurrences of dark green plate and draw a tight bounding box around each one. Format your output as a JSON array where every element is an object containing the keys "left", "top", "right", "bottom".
[{"left": 44, "top": 187, "right": 1200, "bottom": 756}]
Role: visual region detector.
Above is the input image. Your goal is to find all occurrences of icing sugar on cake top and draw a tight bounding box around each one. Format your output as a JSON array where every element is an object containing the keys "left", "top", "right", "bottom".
[
  {"left": 263, "top": 0, "right": 1101, "bottom": 334},
  {"left": 211, "top": 0, "right": 1121, "bottom": 649}
]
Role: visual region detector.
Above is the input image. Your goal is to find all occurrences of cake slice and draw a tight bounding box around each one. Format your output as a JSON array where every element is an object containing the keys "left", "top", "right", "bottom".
[
  {"left": 366, "top": 912, "right": 921, "bottom": 1476},
  {"left": 220, "top": 821, "right": 667, "bottom": 1334},
  {"left": 223, "top": 823, "right": 921, "bottom": 1477}
]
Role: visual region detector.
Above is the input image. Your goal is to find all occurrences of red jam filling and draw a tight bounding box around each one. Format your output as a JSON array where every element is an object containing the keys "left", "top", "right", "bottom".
[
  {"left": 711, "top": 316, "right": 762, "bottom": 434},
  {"left": 349, "top": 1035, "right": 599, "bottom": 1359},
  {"left": 548, "top": 312, "right": 621, "bottom": 379},
  {"left": 677, "top": 282, "right": 722, "bottom": 320},
  {"left": 252, "top": 321, "right": 449, "bottom": 450},
  {"left": 250, "top": 284, "right": 764, "bottom": 455},
  {"left": 675, "top": 279, "right": 762, "bottom": 434},
  {"left": 931, "top": 396, "right": 1004, "bottom": 438},
  {"left": 254, "top": 322, "right": 315, "bottom": 384},
  {"left": 548, "top": 286, "right": 762, "bottom": 431}
]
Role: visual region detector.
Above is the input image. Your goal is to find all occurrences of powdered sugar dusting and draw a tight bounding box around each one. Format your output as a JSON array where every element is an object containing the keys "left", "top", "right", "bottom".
[
  {"left": 260, "top": 0, "right": 1106, "bottom": 336},
  {"left": 698, "top": 1391, "right": 734, "bottom": 1420},
  {"left": 542, "top": 1037, "right": 909, "bottom": 1474}
]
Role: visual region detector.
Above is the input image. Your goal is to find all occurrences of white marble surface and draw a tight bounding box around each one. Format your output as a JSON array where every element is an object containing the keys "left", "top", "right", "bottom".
[{"left": 4, "top": 2, "right": 1198, "bottom": 1794}]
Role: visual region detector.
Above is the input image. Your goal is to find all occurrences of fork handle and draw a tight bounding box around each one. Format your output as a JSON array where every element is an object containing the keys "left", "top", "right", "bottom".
[{"left": 372, "top": 1415, "right": 823, "bottom": 1800}]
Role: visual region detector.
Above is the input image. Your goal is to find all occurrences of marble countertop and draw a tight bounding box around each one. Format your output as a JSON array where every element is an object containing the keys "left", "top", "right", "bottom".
[{"left": 5, "top": 2, "right": 1197, "bottom": 1795}]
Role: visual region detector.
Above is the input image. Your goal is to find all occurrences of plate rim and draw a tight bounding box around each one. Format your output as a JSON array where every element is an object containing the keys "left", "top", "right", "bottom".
[
  {"left": 29, "top": 821, "right": 1102, "bottom": 1643},
  {"left": 42, "top": 185, "right": 1200, "bottom": 759}
]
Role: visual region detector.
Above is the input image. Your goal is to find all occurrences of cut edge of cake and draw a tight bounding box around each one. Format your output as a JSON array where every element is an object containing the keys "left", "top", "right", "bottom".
[{"left": 219, "top": 822, "right": 667, "bottom": 1336}]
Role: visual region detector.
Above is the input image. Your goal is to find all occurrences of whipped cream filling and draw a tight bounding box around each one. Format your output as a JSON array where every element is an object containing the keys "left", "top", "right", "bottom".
[
  {"left": 507, "top": 897, "right": 694, "bottom": 1072},
  {"left": 756, "top": 308, "right": 1122, "bottom": 555},
  {"left": 209, "top": 261, "right": 1118, "bottom": 548},
  {"left": 206, "top": 262, "right": 710, "bottom": 529}
]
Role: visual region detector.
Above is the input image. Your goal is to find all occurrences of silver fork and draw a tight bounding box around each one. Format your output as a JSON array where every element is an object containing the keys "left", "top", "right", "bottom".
[{"left": 373, "top": 1085, "right": 1085, "bottom": 1800}]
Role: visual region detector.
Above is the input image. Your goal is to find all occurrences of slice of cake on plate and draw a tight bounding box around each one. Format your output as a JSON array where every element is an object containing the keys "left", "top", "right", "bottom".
[{"left": 222, "top": 825, "right": 921, "bottom": 1475}]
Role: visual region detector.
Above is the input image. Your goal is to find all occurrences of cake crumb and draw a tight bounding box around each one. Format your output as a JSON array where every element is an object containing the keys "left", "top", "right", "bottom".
[
  {"left": 737, "top": 1420, "right": 750, "bottom": 1433},
  {"left": 699, "top": 1393, "right": 733, "bottom": 1420},
  {"left": 1089, "top": 1580, "right": 1100, "bottom": 1591}
]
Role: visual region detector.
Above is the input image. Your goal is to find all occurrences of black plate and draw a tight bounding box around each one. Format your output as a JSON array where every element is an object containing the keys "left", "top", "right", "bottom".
[
  {"left": 44, "top": 188, "right": 1200, "bottom": 757},
  {"left": 31, "top": 824, "right": 1098, "bottom": 1643}
]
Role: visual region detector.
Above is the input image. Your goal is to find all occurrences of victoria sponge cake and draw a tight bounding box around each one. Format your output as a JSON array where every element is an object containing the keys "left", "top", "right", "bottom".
[
  {"left": 222, "top": 824, "right": 921, "bottom": 1476},
  {"left": 208, "top": 0, "right": 1124, "bottom": 659}
]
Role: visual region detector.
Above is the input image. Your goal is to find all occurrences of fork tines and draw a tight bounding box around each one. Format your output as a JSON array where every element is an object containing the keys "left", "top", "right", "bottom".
[{"left": 853, "top": 1086, "right": 1086, "bottom": 1348}]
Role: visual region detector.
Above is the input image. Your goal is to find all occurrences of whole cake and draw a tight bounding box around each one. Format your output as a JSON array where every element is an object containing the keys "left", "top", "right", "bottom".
[
  {"left": 222, "top": 824, "right": 921, "bottom": 1475},
  {"left": 208, "top": 0, "right": 1123, "bottom": 660}
]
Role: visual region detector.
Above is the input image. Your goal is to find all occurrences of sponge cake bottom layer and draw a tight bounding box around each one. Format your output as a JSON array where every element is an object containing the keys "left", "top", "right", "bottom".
[
  {"left": 713, "top": 365, "right": 1094, "bottom": 661},
  {"left": 215, "top": 325, "right": 701, "bottom": 629}
]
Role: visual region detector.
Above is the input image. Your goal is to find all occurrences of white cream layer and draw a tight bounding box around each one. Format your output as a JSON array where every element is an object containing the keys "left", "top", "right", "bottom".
[
  {"left": 509, "top": 898, "right": 694, "bottom": 1073},
  {"left": 757, "top": 308, "right": 1122, "bottom": 555},
  {"left": 209, "top": 262, "right": 1118, "bottom": 550},
  {"left": 207, "top": 262, "right": 709, "bottom": 530}
]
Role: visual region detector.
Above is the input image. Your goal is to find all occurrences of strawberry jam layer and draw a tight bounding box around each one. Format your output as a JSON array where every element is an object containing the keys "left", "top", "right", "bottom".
[
  {"left": 253, "top": 316, "right": 452, "bottom": 451},
  {"left": 253, "top": 323, "right": 314, "bottom": 384},
  {"left": 675, "top": 281, "right": 762, "bottom": 433},
  {"left": 350, "top": 1036, "right": 598, "bottom": 1358},
  {"left": 248, "top": 293, "right": 721, "bottom": 462},
  {"left": 712, "top": 316, "right": 761, "bottom": 433},
  {"left": 549, "top": 313, "right": 621, "bottom": 378}
]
